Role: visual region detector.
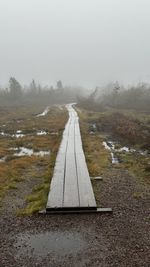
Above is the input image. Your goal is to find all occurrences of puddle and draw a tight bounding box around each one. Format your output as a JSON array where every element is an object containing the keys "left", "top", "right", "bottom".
[
  {"left": 50, "top": 132, "right": 58, "bottom": 136},
  {"left": 37, "top": 130, "right": 47, "bottom": 136},
  {"left": 14, "top": 231, "right": 86, "bottom": 258},
  {"left": 0, "top": 131, "right": 9, "bottom": 137},
  {"left": 13, "top": 147, "right": 50, "bottom": 157},
  {"left": 34, "top": 151, "right": 50, "bottom": 156},
  {"left": 102, "top": 141, "right": 111, "bottom": 151},
  {"left": 111, "top": 152, "right": 119, "bottom": 164},
  {"left": 103, "top": 140, "right": 148, "bottom": 164},
  {"left": 36, "top": 107, "right": 50, "bottom": 117},
  {"left": 89, "top": 123, "right": 97, "bottom": 135},
  {"left": 0, "top": 131, "right": 25, "bottom": 138},
  {"left": 0, "top": 129, "right": 49, "bottom": 138},
  {"left": 0, "top": 156, "right": 6, "bottom": 163},
  {"left": 12, "top": 133, "right": 25, "bottom": 138}
]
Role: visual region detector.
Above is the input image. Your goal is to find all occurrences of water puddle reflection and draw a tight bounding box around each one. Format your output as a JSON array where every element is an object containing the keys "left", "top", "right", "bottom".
[{"left": 14, "top": 231, "right": 86, "bottom": 258}]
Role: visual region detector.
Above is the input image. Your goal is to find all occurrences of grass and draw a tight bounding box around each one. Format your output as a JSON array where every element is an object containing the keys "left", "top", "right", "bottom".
[
  {"left": 0, "top": 104, "right": 68, "bottom": 213},
  {"left": 18, "top": 154, "right": 56, "bottom": 215},
  {"left": 1, "top": 104, "right": 149, "bottom": 214},
  {"left": 78, "top": 109, "right": 111, "bottom": 177},
  {"left": 119, "top": 152, "right": 150, "bottom": 184},
  {"left": 78, "top": 107, "right": 150, "bottom": 184}
]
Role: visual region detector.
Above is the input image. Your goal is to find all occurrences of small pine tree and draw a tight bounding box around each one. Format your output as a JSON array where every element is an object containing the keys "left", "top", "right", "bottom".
[{"left": 9, "top": 77, "right": 22, "bottom": 99}]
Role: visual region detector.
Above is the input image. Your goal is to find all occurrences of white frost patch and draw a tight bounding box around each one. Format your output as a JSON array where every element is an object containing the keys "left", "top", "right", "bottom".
[
  {"left": 36, "top": 107, "right": 50, "bottom": 117},
  {"left": 37, "top": 130, "right": 47, "bottom": 136},
  {"left": 13, "top": 147, "right": 50, "bottom": 157}
]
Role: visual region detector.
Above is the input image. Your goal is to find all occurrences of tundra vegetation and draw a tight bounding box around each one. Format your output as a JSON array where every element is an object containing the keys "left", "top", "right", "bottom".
[
  {"left": 0, "top": 103, "right": 68, "bottom": 214},
  {"left": 0, "top": 79, "right": 149, "bottom": 213},
  {"left": 77, "top": 82, "right": 150, "bottom": 202}
]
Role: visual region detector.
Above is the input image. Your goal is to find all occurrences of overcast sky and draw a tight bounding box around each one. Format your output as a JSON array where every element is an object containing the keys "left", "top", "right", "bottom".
[{"left": 0, "top": 0, "right": 150, "bottom": 87}]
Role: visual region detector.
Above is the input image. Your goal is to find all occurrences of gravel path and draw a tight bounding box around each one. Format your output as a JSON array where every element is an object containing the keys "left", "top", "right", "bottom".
[{"left": 0, "top": 168, "right": 149, "bottom": 267}]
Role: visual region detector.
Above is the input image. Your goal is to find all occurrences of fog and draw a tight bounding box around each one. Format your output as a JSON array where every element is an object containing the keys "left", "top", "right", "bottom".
[{"left": 0, "top": 0, "right": 150, "bottom": 87}]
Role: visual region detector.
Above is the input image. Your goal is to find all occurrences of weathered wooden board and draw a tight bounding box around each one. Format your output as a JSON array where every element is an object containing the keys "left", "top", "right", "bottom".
[{"left": 46, "top": 104, "right": 97, "bottom": 211}]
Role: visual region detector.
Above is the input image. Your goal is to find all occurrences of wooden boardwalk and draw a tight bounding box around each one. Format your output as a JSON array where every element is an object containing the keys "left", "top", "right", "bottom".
[{"left": 46, "top": 104, "right": 97, "bottom": 212}]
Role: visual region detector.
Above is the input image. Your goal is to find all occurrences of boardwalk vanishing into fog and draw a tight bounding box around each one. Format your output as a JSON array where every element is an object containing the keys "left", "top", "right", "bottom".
[{"left": 46, "top": 104, "right": 97, "bottom": 213}]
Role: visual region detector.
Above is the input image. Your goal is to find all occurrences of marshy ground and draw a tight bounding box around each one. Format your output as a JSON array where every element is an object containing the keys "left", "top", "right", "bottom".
[{"left": 0, "top": 105, "right": 149, "bottom": 267}]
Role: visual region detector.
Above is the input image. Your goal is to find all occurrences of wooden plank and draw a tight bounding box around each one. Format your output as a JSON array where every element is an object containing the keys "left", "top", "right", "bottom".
[
  {"left": 46, "top": 157, "right": 65, "bottom": 208},
  {"left": 46, "top": 103, "right": 97, "bottom": 211},
  {"left": 91, "top": 177, "right": 103, "bottom": 180},
  {"left": 43, "top": 208, "right": 112, "bottom": 214},
  {"left": 63, "top": 115, "right": 80, "bottom": 207},
  {"left": 74, "top": 125, "right": 96, "bottom": 207},
  {"left": 46, "top": 115, "right": 71, "bottom": 208}
]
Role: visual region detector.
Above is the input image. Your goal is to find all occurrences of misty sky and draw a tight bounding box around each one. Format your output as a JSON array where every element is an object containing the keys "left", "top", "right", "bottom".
[{"left": 0, "top": 0, "right": 150, "bottom": 87}]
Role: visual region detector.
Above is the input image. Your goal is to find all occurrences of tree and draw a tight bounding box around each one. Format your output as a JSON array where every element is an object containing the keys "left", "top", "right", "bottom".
[
  {"left": 30, "top": 79, "right": 37, "bottom": 95},
  {"left": 9, "top": 77, "right": 22, "bottom": 99},
  {"left": 56, "top": 80, "right": 63, "bottom": 90}
]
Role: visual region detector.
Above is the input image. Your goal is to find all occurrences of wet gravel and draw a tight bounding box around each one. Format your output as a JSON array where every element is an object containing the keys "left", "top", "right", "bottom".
[{"left": 0, "top": 169, "right": 149, "bottom": 267}]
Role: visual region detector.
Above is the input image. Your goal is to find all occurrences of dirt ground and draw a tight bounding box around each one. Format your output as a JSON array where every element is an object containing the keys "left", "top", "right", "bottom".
[{"left": 0, "top": 166, "right": 149, "bottom": 267}]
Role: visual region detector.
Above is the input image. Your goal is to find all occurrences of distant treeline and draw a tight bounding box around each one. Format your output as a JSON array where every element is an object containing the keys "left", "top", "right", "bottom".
[
  {"left": 78, "top": 82, "right": 150, "bottom": 112},
  {"left": 0, "top": 78, "right": 82, "bottom": 106}
]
